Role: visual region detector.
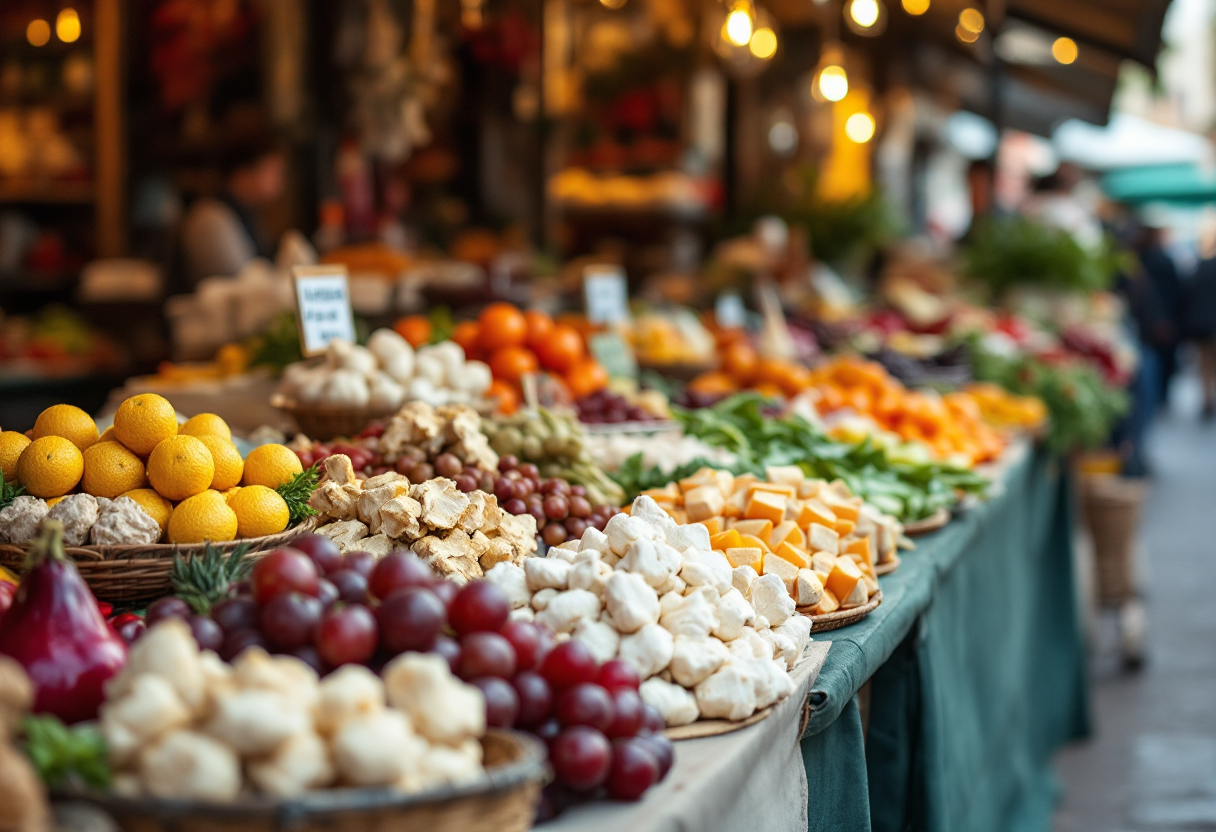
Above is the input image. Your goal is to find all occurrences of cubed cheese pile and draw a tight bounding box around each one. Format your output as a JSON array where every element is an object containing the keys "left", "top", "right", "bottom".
[
  {"left": 634, "top": 466, "right": 903, "bottom": 615},
  {"left": 484, "top": 495, "right": 812, "bottom": 727}
]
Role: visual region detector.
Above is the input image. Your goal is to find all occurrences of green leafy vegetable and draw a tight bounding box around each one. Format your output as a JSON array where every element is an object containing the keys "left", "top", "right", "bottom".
[
  {"left": 21, "top": 715, "right": 111, "bottom": 791},
  {"left": 276, "top": 464, "right": 320, "bottom": 526},
  {"left": 1, "top": 480, "right": 25, "bottom": 511},
  {"left": 962, "top": 216, "right": 1125, "bottom": 297}
]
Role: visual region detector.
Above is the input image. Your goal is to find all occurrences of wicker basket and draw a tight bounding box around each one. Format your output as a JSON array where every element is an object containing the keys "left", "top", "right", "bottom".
[
  {"left": 272, "top": 396, "right": 398, "bottom": 442},
  {"left": 1079, "top": 474, "right": 1146, "bottom": 606},
  {"left": 63, "top": 729, "right": 546, "bottom": 832},
  {"left": 0, "top": 518, "right": 318, "bottom": 607}
]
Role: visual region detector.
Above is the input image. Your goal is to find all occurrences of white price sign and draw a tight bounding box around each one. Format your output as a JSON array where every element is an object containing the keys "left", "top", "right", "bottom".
[
  {"left": 583, "top": 266, "right": 630, "bottom": 325},
  {"left": 293, "top": 266, "right": 357, "bottom": 356}
]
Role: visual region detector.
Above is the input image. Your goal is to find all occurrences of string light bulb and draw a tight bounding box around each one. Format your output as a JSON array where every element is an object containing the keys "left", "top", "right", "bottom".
[
  {"left": 845, "top": 112, "right": 876, "bottom": 143},
  {"left": 750, "top": 27, "right": 778, "bottom": 59},
  {"left": 26, "top": 19, "right": 51, "bottom": 46},
  {"left": 817, "top": 65, "right": 849, "bottom": 101},
  {"left": 902, "top": 0, "right": 929, "bottom": 14},
  {"left": 56, "top": 8, "right": 81, "bottom": 43},
  {"left": 956, "top": 23, "right": 979, "bottom": 43},
  {"left": 1052, "top": 37, "right": 1078, "bottom": 64},
  {"left": 849, "top": 0, "right": 880, "bottom": 27},
  {"left": 959, "top": 8, "right": 984, "bottom": 33},
  {"left": 724, "top": 2, "right": 755, "bottom": 47}
]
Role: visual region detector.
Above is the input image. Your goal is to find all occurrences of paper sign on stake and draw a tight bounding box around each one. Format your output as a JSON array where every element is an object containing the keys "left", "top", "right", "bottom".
[
  {"left": 584, "top": 265, "right": 630, "bottom": 325},
  {"left": 293, "top": 265, "right": 357, "bottom": 356}
]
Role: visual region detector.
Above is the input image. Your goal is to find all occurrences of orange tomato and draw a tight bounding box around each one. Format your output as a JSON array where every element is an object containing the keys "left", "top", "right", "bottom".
[
  {"left": 487, "top": 379, "right": 520, "bottom": 415},
  {"left": 536, "top": 324, "right": 585, "bottom": 374},
  {"left": 478, "top": 303, "right": 528, "bottom": 352},
  {"left": 393, "top": 315, "right": 432, "bottom": 348},
  {"left": 524, "top": 309, "right": 555, "bottom": 351},
  {"left": 489, "top": 346, "right": 540, "bottom": 384},
  {"left": 721, "top": 343, "right": 759, "bottom": 384},
  {"left": 565, "top": 358, "right": 609, "bottom": 398},
  {"left": 452, "top": 321, "right": 481, "bottom": 357},
  {"left": 689, "top": 372, "right": 738, "bottom": 397}
]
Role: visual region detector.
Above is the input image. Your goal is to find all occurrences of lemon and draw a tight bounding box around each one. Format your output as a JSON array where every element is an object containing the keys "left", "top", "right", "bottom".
[
  {"left": 16, "top": 436, "right": 84, "bottom": 498},
  {"left": 0, "top": 431, "right": 31, "bottom": 482},
  {"left": 196, "top": 435, "right": 244, "bottom": 491},
  {"left": 147, "top": 435, "right": 214, "bottom": 501},
  {"left": 167, "top": 490, "right": 238, "bottom": 544},
  {"left": 120, "top": 488, "right": 173, "bottom": 536},
  {"left": 226, "top": 485, "right": 290, "bottom": 538},
  {"left": 241, "top": 444, "right": 303, "bottom": 489},
  {"left": 81, "top": 441, "right": 146, "bottom": 498},
  {"left": 114, "top": 393, "right": 178, "bottom": 456},
  {"left": 179, "top": 413, "right": 232, "bottom": 441},
  {"left": 32, "top": 404, "right": 98, "bottom": 451}
]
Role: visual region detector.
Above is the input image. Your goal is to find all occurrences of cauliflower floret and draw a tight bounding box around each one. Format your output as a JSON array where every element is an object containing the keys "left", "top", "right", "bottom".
[
  {"left": 382, "top": 654, "right": 485, "bottom": 746},
  {"left": 332, "top": 709, "right": 427, "bottom": 787},
  {"left": 204, "top": 689, "right": 311, "bottom": 757},
  {"left": 246, "top": 730, "right": 335, "bottom": 797},
  {"left": 90, "top": 496, "right": 161, "bottom": 545},
  {"left": 45, "top": 494, "right": 99, "bottom": 546},
  {"left": 315, "top": 665, "right": 385, "bottom": 736},
  {"left": 139, "top": 730, "right": 241, "bottom": 802},
  {"left": 107, "top": 620, "right": 205, "bottom": 714},
  {"left": 100, "top": 674, "right": 191, "bottom": 766},
  {"left": 0, "top": 496, "right": 48, "bottom": 544}
]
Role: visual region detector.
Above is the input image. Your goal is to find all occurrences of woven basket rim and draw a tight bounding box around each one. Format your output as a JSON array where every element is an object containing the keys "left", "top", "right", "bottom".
[{"left": 57, "top": 729, "right": 546, "bottom": 818}]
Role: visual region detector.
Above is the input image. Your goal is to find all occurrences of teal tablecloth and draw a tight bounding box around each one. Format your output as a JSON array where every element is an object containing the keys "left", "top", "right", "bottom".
[{"left": 801, "top": 445, "right": 1089, "bottom": 832}]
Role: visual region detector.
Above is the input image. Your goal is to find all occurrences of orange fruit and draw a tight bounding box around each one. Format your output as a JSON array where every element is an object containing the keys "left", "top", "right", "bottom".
[
  {"left": 16, "top": 436, "right": 84, "bottom": 498},
  {"left": 535, "top": 324, "right": 585, "bottom": 374},
  {"left": 524, "top": 310, "right": 555, "bottom": 351},
  {"left": 32, "top": 404, "right": 99, "bottom": 451},
  {"left": 0, "top": 431, "right": 31, "bottom": 482},
  {"left": 754, "top": 382, "right": 785, "bottom": 398},
  {"left": 721, "top": 343, "right": 759, "bottom": 385},
  {"left": 81, "top": 441, "right": 147, "bottom": 498},
  {"left": 167, "top": 490, "right": 238, "bottom": 544},
  {"left": 489, "top": 346, "right": 540, "bottom": 385},
  {"left": 114, "top": 393, "right": 178, "bottom": 456},
  {"left": 242, "top": 444, "right": 304, "bottom": 489},
  {"left": 197, "top": 435, "right": 245, "bottom": 491},
  {"left": 478, "top": 303, "right": 528, "bottom": 352},
  {"left": 487, "top": 380, "right": 520, "bottom": 415},
  {"left": 452, "top": 321, "right": 481, "bottom": 358},
  {"left": 147, "top": 435, "right": 215, "bottom": 501},
  {"left": 179, "top": 413, "right": 232, "bottom": 440},
  {"left": 565, "top": 358, "right": 609, "bottom": 399},
  {"left": 227, "top": 484, "right": 290, "bottom": 538},
  {"left": 393, "top": 315, "right": 433, "bottom": 348},
  {"left": 689, "top": 372, "right": 738, "bottom": 397}
]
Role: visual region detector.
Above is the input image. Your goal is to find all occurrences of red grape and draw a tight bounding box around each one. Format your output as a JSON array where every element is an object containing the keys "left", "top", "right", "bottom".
[
  {"left": 369, "top": 553, "right": 435, "bottom": 601},
  {"left": 478, "top": 472, "right": 496, "bottom": 492},
  {"left": 511, "top": 479, "right": 533, "bottom": 501},
  {"left": 569, "top": 485, "right": 586, "bottom": 497},
  {"left": 556, "top": 683, "right": 614, "bottom": 731},
  {"left": 116, "top": 618, "right": 146, "bottom": 644},
  {"left": 449, "top": 582, "right": 510, "bottom": 635},
  {"left": 291, "top": 534, "right": 343, "bottom": 575},
  {"left": 519, "top": 463, "right": 540, "bottom": 480},
  {"left": 528, "top": 503, "right": 547, "bottom": 525},
  {"left": 317, "top": 605, "right": 378, "bottom": 666},
  {"left": 455, "top": 474, "right": 478, "bottom": 493},
  {"left": 146, "top": 597, "right": 191, "bottom": 626},
  {"left": 543, "top": 496, "right": 569, "bottom": 520},
  {"left": 534, "top": 718, "right": 562, "bottom": 749},
  {"left": 502, "top": 498, "right": 527, "bottom": 516},
  {"left": 640, "top": 703, "right": 666, "bottom": 735},
  {"left": 568, "top": 496, "right": 592, "bottom": 518},
  {"left": 540, "top": 641, "right": 599, "bottom": 689},
  {"left": 434, "top": 453, "right": 463, "bottom": 479},
  {"left": 498, "top": 455, "right": 519, "bottom": 472},
  {"left": 598, "top": 659, "right": 641, "bottom": 691},
  {"left": 606, "top": 688, "right": 644, "bottom": 738},
  {"left": 251, "top": 549, "right": 319, "bottom": 604},
  {"left": 408, "top": 462, "right": 434, "bottom": 482},
  {"left": 542, "top": 523, "right": 567, "bottom": 547},
  {"left": 564, "top": 518, "right": 589, "bottom": 538},
  {"left": 328, "top": 569, "right": 370, "bottom": 604},
  {"left": 211, "top": 597, "right": 259, "bottom": 634},
  {"left": 186, "top": 615, "right": 224, "bottom": 652},
  {"left": 633, "top": 734, "right": 674, "bottom": 780},
  {"left": 378, "top": 587, "right": 446, "bottom": 654},
  {"left": 550, "top": 726, "right": 612, "bottom": 791},
  {"left": 472, "top": 677, "right": 520, "bottom": 728},
  {"left": 259, "top": 592, "right": 323, "bottom": 650},
  {"left": 458, "top": 632, "right": 516, "bottom": 680},
  {"left": 316, "top": 579, "right": 339, "bottom": 608},
  {"left": 430, "top": 579, "right": 459, "bottom": 609},
  {"left": 493, "top": 477, "right": 515, "bottom": 501},
  {"left": 606, "top": 738, "right": 659, "bottom": 800},
  {"left": 430, "top": 635, "right": 462, "bottom": 674},
  {"left": 395, "top": 457, "right": 416, "bottom": 476},
  {"left": 220, "top": 628, "right": 268, "bottom": 662},
  {"left": 286, "top": 644, "right": 327, "bottom": 675},
  {"left": 342, "top": 550, "right": 377, "bottom": 577},
  {"left": 511, "top": 671, "right": 553, "bottom": 727},
  {"left": 500, "top": 621, "right": 542, "bottom": 670}
]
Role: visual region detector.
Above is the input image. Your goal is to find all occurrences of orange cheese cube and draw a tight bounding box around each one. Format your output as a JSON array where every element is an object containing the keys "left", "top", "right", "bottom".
[
  {"left": 679, "top": 468, "right": 719, "bottom": 494},
  {"left": 825, "top": 557, "right": 863, "bottom": 602},
  {"left": 808, "top": 522, "right": 840, "bottom": 554},
  {"left": 834, "top": 519, "right": 857, "bottom": 538},
  {"left": 685, "top": 485, "right": 726, "bottom": 522},
  {"left": 844, "top": 552, "right": 875, "bottom": 580},
  {"left": 733, "top": 474, "right": 759, "bottom": 493},
  {"left": 723, "top": 489, "right": 747, "bottom": 519},
  {"left": 730, "top": 518, "right": 773, "bottom": 544},
  {"left": 773, "top": 540, "right": 811, "bottom": 570},
  {"left": 765, "top": 465, "right": 805, "bottom": 485},
  {"left": 698, "top": 517, "right": 726, "bottom": 536},
  {"left": 739, "top": 533, "right": 771, "bottom": 553},
  {"left": 814, "top": 588, "right": 840, "bottom": 615},
  {"left": 797, "top": 499, "right": 838, "bottom": 530},
  {"left": 746, "top": 482, "right": 797, "bottom": 501},
  {"left": 784, "top": 499, "right": 803, "bottom": 522},
  {"left": 713, "top": 469, "right": 736, "bottom": 496},
  {"left": 823, "top": 498, "right": 860, "bottom": 523},
  {"left": 770, "top": 521, "right": 804, "bottom": 551},
  {"left": 642, "top": 485, "right": 679, "bottom": 503},
  {"left": 844, "top": 537, "right": 873, "bottom": 571},
  {"left": 797, "top": 480, "right": 823, "bottom": 500},
  {"left": 745, "top": 491, "right": 787, "bottom": 525},
  {"left": 725, "top": 547, "right": 763, "bottom": 570},
  {"left": 710, "top": 529, "right": 745, "bottom": 551}
]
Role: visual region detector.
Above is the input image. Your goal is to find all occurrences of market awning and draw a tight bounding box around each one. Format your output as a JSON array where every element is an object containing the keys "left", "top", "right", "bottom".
[
  {"left": 1103, "top": 163, "right": 1216, "bottom": 204},
  {"left": 1006, "top": 0, "right": 1174, "bottom": 68},
  {"left": 1055, "top": 114, "right": 1214, "bottom": 170}
]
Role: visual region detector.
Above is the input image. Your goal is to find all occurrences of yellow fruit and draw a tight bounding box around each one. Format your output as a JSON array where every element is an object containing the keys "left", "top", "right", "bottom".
[
  {"left": 0, "top": 431, "right": 31, "bottom": 482},
  {"left": 147, "top": 436, "right": 214, "bottom": 501},
  {"left": 167, "top": 490, "right": 238, "bottom": 544},
  {"left": 98, "top": 426, "right": 117, "bottom": 443},
  {"left": 223, "top": 486, "right": 242, "bottom": 504},
  {"left": 16, "top": 436, "right": 84, "bottom": 498},
  {"left": 32, "top": 405, "right": 98, "bottom": 451},
  {"left": 120, "top": 488, "right": 173, "bottom": 535},
  {"left": 242, "top": 444, "right": 303, "bottom": 489},
  {"left": 114, "top": 394, "right": 178, "bottom": 456},
  {"left": 46, "top": 496, "right": 65, "bottom": 508},
  {"left": 81, "top": 441, "right": 147, "bottom": 498},
  {"left": 197, "top": 435, "right": 244, "bottom": 491},
  {"left": 179, "top": 413, "right": 232, "bottom": 441},
  {"left": 227, "top": 485, "right": 290, "bottom": 538}
]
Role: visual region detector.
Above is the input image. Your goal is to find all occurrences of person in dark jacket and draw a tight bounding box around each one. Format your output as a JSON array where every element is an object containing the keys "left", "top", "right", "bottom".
[
  {"left": 1134, "top": 224, "right": 1184, "bottom": 408},
  {"left": 1186, "top": 254, "right": 1216, "bottom": 418}
]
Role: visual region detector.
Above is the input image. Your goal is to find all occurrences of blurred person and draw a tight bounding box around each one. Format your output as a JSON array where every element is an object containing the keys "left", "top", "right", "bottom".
[
  {"left": 180, "top": 137, "right": 285, "bottom": 285},
  {"left": 1134, "top": 222, "right": 1184, "bottom": 408},
  {"left": 1114, "top": 262, "right": 1167, "bottom": 476},
  {"left": 1022, "top": 163, "right": 1103, "bottom": 250},
  {"left": 959, "top": 158, "right": 1005, "bottom": 243},
  {"left": 1186, "top": 225, "right": 1216, "bottom": 419}
]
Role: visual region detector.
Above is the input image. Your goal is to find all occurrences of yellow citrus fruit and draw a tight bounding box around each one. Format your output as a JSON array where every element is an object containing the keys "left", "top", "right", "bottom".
[
  {"left": 196, "top": 435, "right": 244, "bottom": 491},
  {"left": 241, "top": 444, "right": 303, "bottom": 489},
  {"left": 179, "top": 413, "right": 232, "bottom": 441},
  {"left": 16, "top": 436, "right": 84, "bottom": 498},
  {"left": 32, "top": 405, "right": 98, "bottom": 451},
  {"left": 114, "top": 394, "right": 178, "bottom": 456},
  {"left": 0, "top": 431, "right": 31, "bottom": 482},
  {"left": 226, "top": 485, "right": 290, "bottom": 538},
  {"left": 98, "top": 426, "right": 117, "bottom": 443},
  {"left": 147, "top": 435, "right": 215, "bottom": 501},
  {"left": 223, "top": 486, "right": 242, "bottom": 504},
  {"left": 81, "top": 441, "right": 147, "bottom": 498},
  {"left": 167, "top": 490, "right": 238, "bottom": 544},
  {"left": 120, "top": 488, "right": 173, "bottom": 535},
  {"left": 46, "top": 496, "right": 65, "bottom": 507}
]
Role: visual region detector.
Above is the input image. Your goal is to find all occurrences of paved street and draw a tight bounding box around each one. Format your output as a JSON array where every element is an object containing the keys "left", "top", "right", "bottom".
[{"left": 1055, "top": 373, "right": 1216, "bottom": 831}]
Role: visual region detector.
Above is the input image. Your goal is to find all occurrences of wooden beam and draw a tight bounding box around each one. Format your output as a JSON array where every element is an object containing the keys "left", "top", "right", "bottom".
[{"left": 94, "top": 0, "right": 125, "bottom": 257}]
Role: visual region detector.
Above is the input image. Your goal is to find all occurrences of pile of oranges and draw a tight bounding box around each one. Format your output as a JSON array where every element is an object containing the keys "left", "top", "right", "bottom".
[
  {"left": 0, "top": 395, "right": 305, "bottom": 545},
  {"left": 447, "top": 303, "right": 609, "bottom": 413},
  {"left": 688, "top": 338, "right": 814, "bottom": 400},
  {"left": 806, "top": 357, "right": 1006, "bottom": 466}
]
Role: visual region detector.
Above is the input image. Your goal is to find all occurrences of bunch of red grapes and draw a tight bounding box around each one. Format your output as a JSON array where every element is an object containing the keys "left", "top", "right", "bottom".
[
  {"left": 490, "top": 455, "right": 621, "bottom": 548},
  {"left": 575, "top": 391, "right": 661, "bottom": 425}
]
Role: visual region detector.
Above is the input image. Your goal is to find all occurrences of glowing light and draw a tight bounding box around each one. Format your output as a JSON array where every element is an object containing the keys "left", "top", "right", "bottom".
[
  {"left": 818, "top": 65, "right": 849, "bottom": 102},
  {"left": 902, "top": 0, "right": 929, "bottom": 14},
  {"left": 845, "top": 112, "right": 876, "bottom": 143},
  {"left": 600, "top": 0, "right": 628, "bottom": 9},
  {"left": 849, "top": 0, "right": 880, "bottom": 27},
  {"left": 749, "top": 27, "right": 778, "bottom": 59},
  {"left": 956, "top": 24, "right": 980, "bottom": 43},
  {"left": 1052, "top": 37, "right": 1078, "bottom": 64},
  {"left": 26, "top": 19, "right": 51, "bottom": 47},
  {"left": 724, "top": 4, "right": 755, "bottom": 47},
  {"left": 959, "top": 8, "right": 984, "bottom": 33},
  {"left": 56, "top": 9, "right": 81, "bottom": 43}
]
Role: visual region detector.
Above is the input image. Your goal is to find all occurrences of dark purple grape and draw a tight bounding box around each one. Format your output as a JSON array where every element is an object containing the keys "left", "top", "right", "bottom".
[
  {"left": 259, "top": 592, "right": 323, "bottom": 650},
  {"left": 455, "top": 474, "right": 478, "bottom": 493},
  {"left": 116, "top": 618, "right": 146, "bottom": 644},
  {"left": 512, "top": 671, "right": 554, "bottom": 727},
  {"left": 472, "top": 677, "right": 520, "bottom": 728},
  {"left": 503, "top": 498, "right": 527, "bottom": 516},
  {"left": 186, "top": 614, "right": 224, "bottom": 652},
  {"left": 568, "top": 496, "right": 592, "bottom": 518},
  {"left": 220, "top": 628, "right": 268, "bottom": 661},
  {"left": 498, "top": 455, "right": 520, "bottom": 472},
  {"left": 434, "top": 453, "right": 463, "bottom": 479},
  {"left": 211, "top": 596, "right": 259, "bottom": 634},
  {"left": 327, "top": 569, "right": 370, "bottom": 604},
  {"left": 147, "top": 597, "right": 191, "bottom": 626},
  {"left": 431, "top": 635, "right": 462, "bottom": 674},
  {"left": 315, "top": 578, "right": 339, "bottom": 608},
  {"left": 377, "top": 587, "right": 446, "bottom": 654}
]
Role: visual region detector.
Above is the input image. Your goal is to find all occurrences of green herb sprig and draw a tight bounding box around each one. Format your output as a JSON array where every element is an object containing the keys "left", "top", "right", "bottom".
[{"left": 276, "top": 463, "right": 320, "bottom": 526}]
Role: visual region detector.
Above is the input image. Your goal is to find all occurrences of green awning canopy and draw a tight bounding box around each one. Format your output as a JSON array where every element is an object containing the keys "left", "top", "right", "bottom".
[{"left": 1103, "top": 163, "right": 1216, "bottom": 204}]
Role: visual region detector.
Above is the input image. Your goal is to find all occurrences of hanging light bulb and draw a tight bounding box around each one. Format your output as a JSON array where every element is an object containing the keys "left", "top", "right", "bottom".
[
  {"left": 1052, "top": 37, "right": 1078, "bottom": 64},
  {"left": 749, "top": 26, "right": 778, "bottom": 59},
  {"left": 902, "top": 0, "right": 929, "bottom": 14},
  {"left": 845, "top": 0, "right": 887, "bottom": 35},
  {"left": 56, "top": 9, "right": 81, "bottom": 43},
  {"left": 26, "top": 19, "right": 51, "bottom": 47},
  {"left": 724, "top": 2, "right": 755, "bottom": 47},
  {"left": 845, "top": 111, "right": 876, "bottom": 143},
  {"left": 959, "top": 8, "right": 984, "bottom": 34},
  {"left": 812, "top": 44, "right": 850, "bottom": 102}
]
